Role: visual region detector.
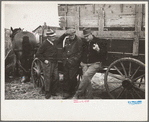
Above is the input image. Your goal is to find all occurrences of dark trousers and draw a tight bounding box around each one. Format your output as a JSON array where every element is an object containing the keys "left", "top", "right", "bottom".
[
  {"left": 63, "top": 62, "right": 79, "bottom": 94},
  {"left": 42, "top": 61, "right": 59, "bottom": 93}
]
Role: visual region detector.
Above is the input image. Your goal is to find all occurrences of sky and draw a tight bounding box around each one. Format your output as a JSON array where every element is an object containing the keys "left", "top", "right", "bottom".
[{"left": 3, "top": 2, "right": 60, "bottom": 32}]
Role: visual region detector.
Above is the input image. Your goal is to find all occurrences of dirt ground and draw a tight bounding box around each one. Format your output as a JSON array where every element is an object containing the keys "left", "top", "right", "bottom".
[{"left": 5, "top": 74, "right": 110, "bottom": 100}]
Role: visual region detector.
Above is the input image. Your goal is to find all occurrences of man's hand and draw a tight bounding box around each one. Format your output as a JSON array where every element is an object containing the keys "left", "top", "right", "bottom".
[
  {"left": 93, "top": 43, "right": 100, "bottom": 52},
  {"left": 44, "top": 60, "right": 49, "bottom": 64}
]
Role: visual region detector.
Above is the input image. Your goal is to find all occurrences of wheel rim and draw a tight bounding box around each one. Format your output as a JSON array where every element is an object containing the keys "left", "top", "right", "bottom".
[
  {"left": 31, "top": 58, "right": 44, "bottom": 88},
  {"left": 104, "top": 57, "right": 145, "bottom": 99}
]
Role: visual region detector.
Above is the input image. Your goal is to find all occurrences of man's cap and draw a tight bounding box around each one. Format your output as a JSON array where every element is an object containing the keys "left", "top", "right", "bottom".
[
  {"left": 65, "top": 29, "right": 76, "bottom": 35},
  {"left": 83, "top": 28, "right": 92, "bottom": 36},
  {"left": 46, "top": 29, "right": 56, "bottom": 37}
]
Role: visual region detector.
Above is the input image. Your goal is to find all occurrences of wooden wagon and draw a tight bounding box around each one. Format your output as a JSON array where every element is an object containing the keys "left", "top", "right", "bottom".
[
  {"left": 57, "top": 4, "right": 145, "bottom": 99},
  {"left": 31, "top": 4, "right": 146, "bottom": 99}
]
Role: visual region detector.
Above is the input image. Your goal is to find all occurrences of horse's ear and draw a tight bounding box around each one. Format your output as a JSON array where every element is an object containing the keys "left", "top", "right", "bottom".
[{"left": 11, "top": 27, "right": 13, "bottom": 31}]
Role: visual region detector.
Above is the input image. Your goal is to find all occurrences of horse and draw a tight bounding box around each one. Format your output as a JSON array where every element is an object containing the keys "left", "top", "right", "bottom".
[{"left": 10, "top": 27, "right": 38, "bottom": 82}]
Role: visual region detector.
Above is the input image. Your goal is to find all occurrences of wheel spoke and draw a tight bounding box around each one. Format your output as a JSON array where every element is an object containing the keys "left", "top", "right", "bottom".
[
  {"left": 33, "top": 67, "right": 38, "bottom": 73},
  {"left": 132, "top": 87, "right": 142, "bottom": 99},
  {"left": 125, "top": 89, "right": 127, "bottom": 99},
  {"left": 40, "top": 77, "right": 44, "bottom": 86},
  {"left": 34, "top": 62, "right": 38, "bottom": 68},
  {"left": 131, "top": 66, "right": 140, "bottom": 79},
  {"left": 130, "top": 89, "right": 134, "bottom": 99},
  {"left": 113, "top": 65, "right": 124, "bottom": 77},
  {"left": 39, "top": 77, "right": 43, "bottom": 87},
  {"left": 133, "top": 85, "right": 145, "bottom": 93},
  {"left": 139, "top": 77, "right": 143, "bottom": 87},
  {"left": 110, "top": 85, "right": 122, "bottom": 93},
  {"left": 120, "top": 61, "right": 127, "bottom": 77},
  {"left": 32, "top": 69, "right": 37, "bottom": 75},
  {"left": 108, "top": 81, "right": 122, "bottom": 83},
  {"left": 133, "top": 82, "right": 145, "bottom": 85},
  {"left": 128, "top": 62, "right": 131, "bottom": 76},
  {"left": 132, "top": 74, "right": 145, "bottom": 82},
  {"left": 108, "top": 72, "right": 124, "bottom": 80},
  {"left": 116, "top": 88, "right": 125, "bottom": 99}
]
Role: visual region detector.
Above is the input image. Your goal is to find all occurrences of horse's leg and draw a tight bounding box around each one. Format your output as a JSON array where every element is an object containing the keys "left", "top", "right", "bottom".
[
  {"left": 14, "top": 53, "right": 20, "bottom": 77},
  {"left": 22, "top": 58, "right": 32, "bottom": 83}
]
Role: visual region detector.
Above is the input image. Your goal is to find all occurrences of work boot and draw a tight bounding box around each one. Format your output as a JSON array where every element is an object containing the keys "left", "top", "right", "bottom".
[{"left": 45, "top": 91, "right": 51, "bottom": 99}]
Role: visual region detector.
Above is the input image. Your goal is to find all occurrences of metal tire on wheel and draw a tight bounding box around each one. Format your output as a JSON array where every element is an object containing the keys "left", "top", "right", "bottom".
[
  {"left": 104, "top": 57, "right": 145, "bottom": 99},
  {"left": 31, "top": 58, "right": 44, "bottom": 88}
]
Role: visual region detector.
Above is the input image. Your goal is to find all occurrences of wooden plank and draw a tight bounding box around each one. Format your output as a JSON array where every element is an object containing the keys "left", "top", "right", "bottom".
[
  {"left": 58, "top": 11, "right": 65, "bottom": 16},
  {"left": 105, "top": 16, "right": 135, "bottom": 27},
  {"left": 65, "top": 5, "right": 67, "bottom": 29},
  {"left": 98, "top": 31, "right": 134, "bottom": 38},
  {"left": 103, "top": 4, "right": 135, "bottom": 27},
  {"left": 66, "top": 16, "right": 75, "bottom": 27},
  {"left": 92, "top": 4, "right": 95, "bottom": 14},
  {"left": 104, "top": 4, "right": 135, "bottom": 16},
  {"left": 78, "top": 5, "right": 100, "bottom": 27},
  {"left": 123, "top": 4, "right": 135, "bottom": 14},
  {"left": 79, "top": 4, "right": 98, "bottom": 27},
  {"left": 98, "top": 8, "right": 104, "bottom": 36},
  {"left": 55, "top": 30, "right": 134, "bottom": 39},
  {"left": 75, "top": 6, "right": 80, "bottom": 31},
  {"left": 133, "top": 4, "right": 142, "bottom": 56},
  {"left": 67, "top": 6, "right": 76, "bottom": 16},
  {"left": 142, "top": 4, "right": 145, "bottom": 28},
  {"left": 80, "top": 19, "right": 98, "bottom": 26},
  {"left": 120, "top": 4, "right": 123, "bottom": 13}
]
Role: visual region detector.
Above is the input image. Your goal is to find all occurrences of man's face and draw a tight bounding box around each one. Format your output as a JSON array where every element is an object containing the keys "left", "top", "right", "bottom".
[
  {"left": 48, "top": 36, "right": 55, "bottom": 42},
  {"left": 68, "top": 33, "right": 75, "bottom": 40},
  {"left": 84, "top": 34, "right": 93, "bottom": 42}
]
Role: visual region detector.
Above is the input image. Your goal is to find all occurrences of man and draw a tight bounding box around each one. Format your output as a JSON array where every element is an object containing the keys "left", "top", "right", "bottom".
[
  {"left": 73, "top": 28, "right": 107, "bottom": 99},
  {"left": 36, "top": 29, "right": 59, "bottom": 99},
  {"left": 57, "top": 28, "right": 82, "bottom": 98}
]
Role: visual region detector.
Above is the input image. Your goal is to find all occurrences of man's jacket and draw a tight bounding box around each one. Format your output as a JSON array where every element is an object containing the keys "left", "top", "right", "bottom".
[
  {"left": 57, "top": 34, "right": 82, "bottom": 66},
  {"left": 81, "top": 35, "right": 107, "bottom": 64},
  {"left": 36, "top": 39, "right": 58, "bottom": 62}
]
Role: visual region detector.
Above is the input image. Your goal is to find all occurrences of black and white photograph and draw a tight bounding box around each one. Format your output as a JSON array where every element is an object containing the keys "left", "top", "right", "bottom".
[{"left": 1, "top": 1, "right": 148, "bottom": 121}]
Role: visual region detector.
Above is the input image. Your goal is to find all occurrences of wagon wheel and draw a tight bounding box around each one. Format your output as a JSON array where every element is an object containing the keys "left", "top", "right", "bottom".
[
  {"left": 104, "top": 57, "right": 145, "bottom": 99},
  {"left": 31, "top": 58, "right": 44, "bottom": 88}
]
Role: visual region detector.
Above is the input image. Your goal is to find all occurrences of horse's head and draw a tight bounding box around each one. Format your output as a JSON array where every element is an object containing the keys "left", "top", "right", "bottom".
[{"left": 10, "top": 27, "right": 22, "bottom": 41}]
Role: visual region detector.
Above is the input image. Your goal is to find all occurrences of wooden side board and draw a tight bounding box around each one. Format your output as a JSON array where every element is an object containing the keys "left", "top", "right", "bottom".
[{"left": 58, "top": 4, "right": 145, "bottom": 38}]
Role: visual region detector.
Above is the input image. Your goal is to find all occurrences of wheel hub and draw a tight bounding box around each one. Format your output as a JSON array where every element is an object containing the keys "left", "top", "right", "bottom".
[{"left": 122, "top": 79, "right": 132, "bottom": 90}]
